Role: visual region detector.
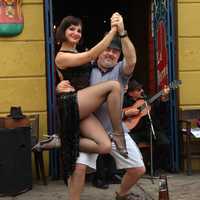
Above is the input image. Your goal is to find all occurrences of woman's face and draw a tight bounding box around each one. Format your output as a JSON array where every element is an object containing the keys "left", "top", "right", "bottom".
[{"left": 65, "top": 24, "right": 82, "bottom": 45}]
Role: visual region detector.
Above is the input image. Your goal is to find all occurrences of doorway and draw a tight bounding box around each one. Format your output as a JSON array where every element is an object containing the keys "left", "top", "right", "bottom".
[
  {"left": 45, "top": 0, "right": 178, "bottom": 177},
  {"left": 52, "top": 0, "right": 151, "bottom": 88}
]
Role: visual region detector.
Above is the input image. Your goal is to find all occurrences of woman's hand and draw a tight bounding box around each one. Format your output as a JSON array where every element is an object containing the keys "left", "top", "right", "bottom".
[
  {"left": 56, "top": 80, "right": 75, "bottom": 93},
  {"left": 110, "top": 13, "right": 118, "bottom": 32}
]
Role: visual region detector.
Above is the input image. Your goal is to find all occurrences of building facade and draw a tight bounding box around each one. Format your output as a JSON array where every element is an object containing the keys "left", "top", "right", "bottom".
[{"left": 0, "top": 0, "right": 200, "bottom": 173}]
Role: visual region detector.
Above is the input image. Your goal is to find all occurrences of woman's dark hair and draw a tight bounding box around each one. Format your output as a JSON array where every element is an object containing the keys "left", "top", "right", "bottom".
[{"left": 56, "top": 16, "right": 82, "bottom": 43}]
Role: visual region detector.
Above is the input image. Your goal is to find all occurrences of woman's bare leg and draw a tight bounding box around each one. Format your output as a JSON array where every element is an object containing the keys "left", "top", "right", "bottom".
[
  {"left": 77, "top": 80, "right": 128, "bottom": 157},
  {"left": 79, "top": 114, "right": 111, "bottom": 154},
  {"left": 78, "top": 80, "right": 121, "bottom": 128}
]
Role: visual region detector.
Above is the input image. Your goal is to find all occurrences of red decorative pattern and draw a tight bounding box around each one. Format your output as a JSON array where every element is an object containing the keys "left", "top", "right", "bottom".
[
  {"left": 156, "top": 21, "right": 168, "bottom": 90},
  {"left": 0, "top": 0, "right": 23, "bottom": 24}
]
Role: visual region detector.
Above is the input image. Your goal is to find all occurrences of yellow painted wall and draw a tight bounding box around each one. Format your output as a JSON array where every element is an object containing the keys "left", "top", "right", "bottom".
[
  {"left": 178, "top": 0, "right": 200, "bottom": 170},
  {"left": 0, "top": 0, "right": 48, "bottom": 174},
  {"left": 178, "top": 0, "right": 200, "bottom": 110}
]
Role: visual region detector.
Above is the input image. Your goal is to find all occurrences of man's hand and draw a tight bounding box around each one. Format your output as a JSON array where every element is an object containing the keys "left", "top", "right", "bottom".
[
  {"left": 111, "top": 12, "right": 125, "bottom": 34},
  {"left": 128, "top": 107, "right": 140, "bottom": 116},
  {"left": 161, "top": 85, "right": 170, "bottom": 102},
  {"left": 56, "top": 80, "right": 75, "bottom": 93},
  {"left": 123, "top": 107, "right": 140, "bottom": 118}
]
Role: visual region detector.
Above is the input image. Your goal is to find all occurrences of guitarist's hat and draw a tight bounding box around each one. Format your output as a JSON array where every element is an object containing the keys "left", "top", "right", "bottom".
[
  {"left": 7, "top": 106, "right": 26, "bottom": 120},
  {"left": 128, "top": 79, "right": 143, "bottom": 92}
]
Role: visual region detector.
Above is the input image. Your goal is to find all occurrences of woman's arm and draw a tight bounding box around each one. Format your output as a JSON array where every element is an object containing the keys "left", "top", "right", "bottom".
[{"left": 55, "top": 28, "right": 117, "bottom": 69}]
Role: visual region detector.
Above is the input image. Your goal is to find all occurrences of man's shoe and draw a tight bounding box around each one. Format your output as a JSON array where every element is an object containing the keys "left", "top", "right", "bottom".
[
  {"left": 92, "top": 179, "right": 109, "bottom": 189},
  {"left": 110, "top": 174, "right": 122, "bottom": 184}
]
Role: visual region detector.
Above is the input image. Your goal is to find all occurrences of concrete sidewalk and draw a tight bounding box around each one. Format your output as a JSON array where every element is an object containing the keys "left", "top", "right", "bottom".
[{"left": 1, "top": 173, "right": 200, "bottom": 200}]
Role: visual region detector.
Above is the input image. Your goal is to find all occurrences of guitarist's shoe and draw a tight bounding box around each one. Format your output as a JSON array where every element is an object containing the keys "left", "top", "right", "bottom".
[
  {"left": 32, "top": 134, "right": 61, "bottom": 152},
  {"left": 111, "top": 133, "right": 128, "bottom": 159}
]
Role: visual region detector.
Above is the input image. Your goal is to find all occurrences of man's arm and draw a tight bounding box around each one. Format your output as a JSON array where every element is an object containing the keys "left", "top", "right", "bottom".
[
  {"left": 122, "top": 106, "right": 140, "bottom": 119},
  {"left": 115, "top": 13, "right": 137, "bottom": 75},
  {"left": 121, "top": 36, "right": 136, "bottom": 76}
]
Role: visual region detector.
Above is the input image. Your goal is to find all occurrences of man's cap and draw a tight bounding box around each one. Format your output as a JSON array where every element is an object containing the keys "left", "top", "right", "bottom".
[
  {"left": 127, "top": 79, "right": 143, "bottom": 92},
  {"left": 108, "top": 35, "right": 122, "bottom": 50}
]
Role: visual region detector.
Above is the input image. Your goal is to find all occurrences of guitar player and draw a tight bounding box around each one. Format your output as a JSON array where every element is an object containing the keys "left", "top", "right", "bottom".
[{"left": 123, "top": 79, "right": 171, "bottom": 174}]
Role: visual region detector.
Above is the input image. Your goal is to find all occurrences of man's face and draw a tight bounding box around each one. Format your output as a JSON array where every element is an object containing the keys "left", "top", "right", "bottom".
[
  {"left": 128, "top": 88, "right": 144, "bottom": 101},
  {"left": 97, "top": 47, "right": 121, "bottom": 71}
]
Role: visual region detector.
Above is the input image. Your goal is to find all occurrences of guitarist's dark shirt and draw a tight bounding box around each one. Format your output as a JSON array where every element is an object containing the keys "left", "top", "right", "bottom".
[
  {"left": 123, "top": 93, "right": 171, "bottom": 171},
  {"left": 123, "top": 93, "right": 150, "bottom": 143},
  {"left": 123, "top": 93, "right": 169, "bottom": 144}
]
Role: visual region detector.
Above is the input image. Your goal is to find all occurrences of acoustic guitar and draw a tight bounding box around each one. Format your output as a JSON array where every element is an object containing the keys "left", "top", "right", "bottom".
[{"left": 124, "top": 80, "right": 182, "bottom": 130}]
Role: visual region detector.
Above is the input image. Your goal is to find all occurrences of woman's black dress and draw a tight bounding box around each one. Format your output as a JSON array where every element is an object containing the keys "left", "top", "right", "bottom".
[{"left": 57, "top": 56, "right": 92, "bottom": 182}]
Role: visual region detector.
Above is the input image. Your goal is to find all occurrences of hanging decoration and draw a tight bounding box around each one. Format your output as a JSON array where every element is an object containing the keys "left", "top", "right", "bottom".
[
  {"left": 152, "top": 0, "right": 169, "bottom": 91},
  {"left": 148, "top": 2, "right": 156, "bottom": 96},
  {"left": 0, "top": 0, "right": 24, "bottom": 36}
]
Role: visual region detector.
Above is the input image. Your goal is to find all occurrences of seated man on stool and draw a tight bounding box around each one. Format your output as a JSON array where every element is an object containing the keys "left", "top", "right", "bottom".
[{"left": 123, "top": 79, "right": 170, "bottom": 174}]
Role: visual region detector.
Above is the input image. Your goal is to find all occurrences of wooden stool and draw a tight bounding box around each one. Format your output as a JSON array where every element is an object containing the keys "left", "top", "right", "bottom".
[
  {"left": 29, "top": 114, "right": 47, "bottom": 185},
  {"left": 179, "top": 109, "right": 200, "bottom": 175}
]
